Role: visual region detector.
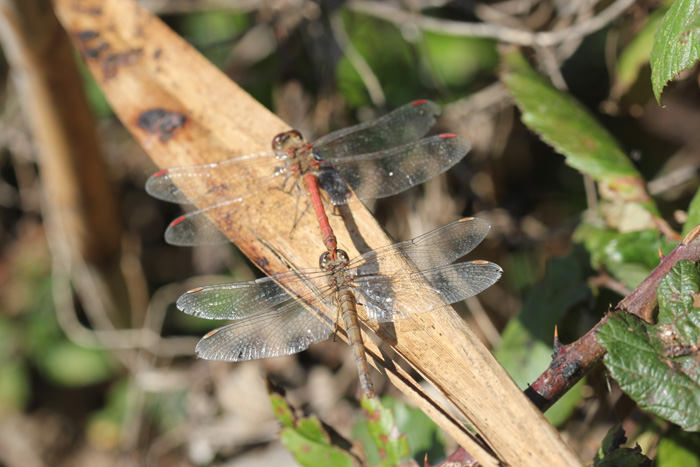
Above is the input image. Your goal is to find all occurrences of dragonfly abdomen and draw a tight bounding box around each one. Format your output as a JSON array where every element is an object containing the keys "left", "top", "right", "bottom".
[{"left": 336, "top": 287, "right": 374, "bottom": 398}]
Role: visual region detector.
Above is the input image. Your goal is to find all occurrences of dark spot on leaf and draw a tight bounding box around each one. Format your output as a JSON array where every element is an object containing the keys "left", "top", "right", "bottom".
[
  {"left": 76, "top": 30, "right": 99, "bottom": 41},
  {"left": 256, "top": 257, "right": 270, "bottom": 268},
  {"left": 154, "top": 49, "right": 162, "bottom": 59},
  {"left": 664, "top": 344, "right": 697, "bottom": 358},
  {"left": 102, "top": 48, "right": 143, "bottom": 79},
  {"left": 137, "top": 109, "right": 187, "bottom": 142},
  {"left": 74, "top": 31, "right": 108, "bottom": 60}
]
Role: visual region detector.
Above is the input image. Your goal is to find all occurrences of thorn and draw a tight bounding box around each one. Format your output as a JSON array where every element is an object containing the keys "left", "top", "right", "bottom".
[
  {"left": 552, "top": 326, "right": 562, "bottom": 357},
  {"left": 658, "top": 247, "right": 664, "bottom": 259}
]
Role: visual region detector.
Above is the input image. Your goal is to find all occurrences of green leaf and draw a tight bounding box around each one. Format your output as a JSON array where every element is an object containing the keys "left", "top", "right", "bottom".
[
  {"left": 651, "top": 0, "right": 700, "bottom": 103},
  {"left": 494, "top": 256, "right": 591, "bottom": 425},
  {"left": 614, "top": 7, "right": 668, "bottom": 98},
  {"left": 87, "top": 380, "right": 129, "bottom": 450},
  {"left": 360, "top": 397, "right": 411, "bottom": 467},
  {"left": 337, "top": 11, "right": 422, "bottom": 107},
  {"left": 657, "top": 426, "right": 700, "bottom": 467},
  {"left": 0, "top": 361, "right": 30, "bottom": 413},
  {"left": 37, "top": 341, "right": 115, "bottom": 387},
  {"left": 377, "top": 397, "right": 445, "bottom": 463},
  {"left": 593, "top": 425, "right": 651, "bottom": 467},
  {"left": 269, "top": 392, "right": 296, "bottom": 428},
  {"left": 279, "top": 427, "right": 354, "bottom": 467},
  {"left": 575, "top": 223, "right": 676, "bottom": 288},
  {"left": 683, "top": 187, "right": 700, "bottom": 236},
  {"left": 268, "top": 387, "right": 354, "bottom": 467},
  {"left": 501, "top": 50, "right": 645, "bottom": 201},
  {"left": 423, "top": 33, "right": 498, "bottom": 87},
  {"left": 598, "top": 261, "right": 700, "bottom": 431}
]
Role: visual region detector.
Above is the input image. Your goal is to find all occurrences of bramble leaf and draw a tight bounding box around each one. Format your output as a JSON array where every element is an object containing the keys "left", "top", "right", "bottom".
[
  {"left": 651, "top": 0, "right": 700, "bottom": 103},
  {"left": 598, "top": 261, "right": 700, "bottom": 431}
]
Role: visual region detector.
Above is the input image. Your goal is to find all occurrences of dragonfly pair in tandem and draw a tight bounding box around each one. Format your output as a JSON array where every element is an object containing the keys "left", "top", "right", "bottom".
[{"left": 147, "top": 100, "right": 502, "bottom": 398}]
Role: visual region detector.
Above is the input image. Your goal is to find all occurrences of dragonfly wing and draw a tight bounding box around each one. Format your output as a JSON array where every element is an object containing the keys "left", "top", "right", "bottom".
[
  {"left": 194, "top": 305, "right": 333, "bottom": 361},
  {"left": 355, "top": 261, "right": 502, "bottom": 322},
  {"left": 327, "top": 134, "right": 470, "bottom": 203},
  {"left": 179, "top": 270, "right": 336, "bottom": 361},
  {"left": 145, "top": 151, "right": 283, "bottom": 205},
  {"left": 161, "top": 164, "right": 296, "bottom": 246},
  {"left": 349, "top": 217, "right": 492, "bottom": 275},
  {"left": 311, "top": 100, "right": 441, "bottom": 159},
  {"left": 165, "top": 208, "right": 231, "bottom": 246},
  {"left": 177, "top": 269, "right": 332, "bottom": 319}
]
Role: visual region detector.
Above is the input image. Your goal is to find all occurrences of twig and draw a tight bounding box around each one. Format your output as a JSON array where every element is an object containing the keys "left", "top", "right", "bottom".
[
  {"left": 347, "top": 0, "right": 636, "bottom": 47},
  {"left": 526, "top": 224, "right": 700, "bottom": 411},
  {"left": 647, "top": 162, "right": 700, "bottom": 196},
  {"left": 589, "top": 273, "right": 633, "bottom": 298}
]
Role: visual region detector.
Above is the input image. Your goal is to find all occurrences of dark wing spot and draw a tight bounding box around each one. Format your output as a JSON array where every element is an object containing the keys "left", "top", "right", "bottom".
[{"left": 318, "top": 167, "right": 351, "bottom": 205}]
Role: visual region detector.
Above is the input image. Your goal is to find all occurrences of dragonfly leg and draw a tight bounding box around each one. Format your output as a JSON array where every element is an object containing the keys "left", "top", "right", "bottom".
[{"left": 288, "top": 183, "right": 306, "bottom": 240}]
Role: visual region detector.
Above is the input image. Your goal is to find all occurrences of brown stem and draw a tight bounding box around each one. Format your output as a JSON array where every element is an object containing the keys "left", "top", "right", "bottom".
[
  {"left": 526, "top": 224, "right": 700, "bottom": 412},
  {"left": 0, "top": 0, "right": 130, "bottom": 328}
]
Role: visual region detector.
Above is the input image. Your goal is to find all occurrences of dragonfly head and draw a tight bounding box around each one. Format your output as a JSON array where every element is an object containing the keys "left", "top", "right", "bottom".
[
  {"left": 319, "top": 249, "right": 350, "bottom": 270},
  {"left": 272, "top": 130, "right": 305, "bottom": 152}
]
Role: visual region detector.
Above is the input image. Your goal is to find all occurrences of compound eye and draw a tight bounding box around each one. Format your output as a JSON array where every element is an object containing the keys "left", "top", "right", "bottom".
[
  {"left": 271, "top": 134, "right": 285, "bottom": 151},
  {"left": 272, "top": 130, "right": 304, "bottom": 152},
  {"left": 337, "top": 250, "right": 350, "bottom": 265},
  {"left": 319, "top": 251, "right": 331, "bottom": 269}
]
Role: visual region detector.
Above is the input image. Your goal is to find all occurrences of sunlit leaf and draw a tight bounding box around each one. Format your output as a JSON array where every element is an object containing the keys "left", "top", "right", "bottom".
[
  {"left": 360, "top": 396, "right": 412, "bottom": 467},
  {"left": 651, "top": 0, "right": 700, "bottom": 103},
  {"left": 501, "top": 50, "right": 643, "bottom": 196},
  {"left": 268, "top": 386, "right": 354, "bottom": 467},
  {"left": 375, "top": 397, "right": 445, "bottom": 464},
  {"left": 598, "top": 261, "right": 700, "bottom": 431}
]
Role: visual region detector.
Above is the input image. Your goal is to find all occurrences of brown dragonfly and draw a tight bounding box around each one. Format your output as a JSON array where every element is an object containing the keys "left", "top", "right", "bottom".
[
  {"left": 145, "top": 100, "right": 470, "bottom": 247},
  {"left": 177, "top": 217, "right": 502, "bottom": 398}
]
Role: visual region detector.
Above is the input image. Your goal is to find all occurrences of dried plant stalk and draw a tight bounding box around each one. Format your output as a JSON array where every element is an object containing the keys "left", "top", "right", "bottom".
[{"left": 53, "top": 1, "right": 580, "bottom": 464}]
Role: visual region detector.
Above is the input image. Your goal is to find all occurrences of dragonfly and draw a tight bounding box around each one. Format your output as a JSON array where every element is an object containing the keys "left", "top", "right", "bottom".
[
  {"left": 146, "top": 100, "right": 471, "bottom": 248},
  {"left": 177, "top": 217, "right": 502, "bottom": 398}
]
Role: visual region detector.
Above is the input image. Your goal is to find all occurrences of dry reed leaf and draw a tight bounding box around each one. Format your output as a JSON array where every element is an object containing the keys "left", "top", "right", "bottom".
[{"left": 53, "top": 1, "right": 580, "bottom": 464}]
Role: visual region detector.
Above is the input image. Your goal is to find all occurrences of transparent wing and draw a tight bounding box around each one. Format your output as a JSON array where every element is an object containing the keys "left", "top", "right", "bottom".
[
  {"left": 323, "top": 134, "right": 470, "bottom": 204},
  {"left": 311, "top": 100, "right": 441, "bottom": 159},
  {"left": 164, "top": 207, "right": 232, "bottom": 246},
  {"left": 155, "top": 166, "right": 298, "bottom": 246},
  {"left": 348, "top": 217, "right": 492, "bottom": 276},
  {"left": 178, "top": 269, "right": 336, "bottom": 361},
  {"left": 354, "top": 261, "right": 502, "bottom": 322},
  {"left": 145, "top": 151, "right": 284, "bottom": 205}
]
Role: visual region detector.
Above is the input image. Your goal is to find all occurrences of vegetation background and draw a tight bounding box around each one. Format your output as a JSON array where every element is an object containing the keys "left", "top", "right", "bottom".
[{"left": 0, "top": 0, "right": 699, "bottom": 465}]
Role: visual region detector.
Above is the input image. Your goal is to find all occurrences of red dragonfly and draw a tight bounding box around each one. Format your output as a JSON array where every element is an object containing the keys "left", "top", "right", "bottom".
[
  {"left": 177, "top": 217, "right": 502, "bottom": 398},
  {"left": 146, "top": 100, "right": 470, "bottom": 247}
]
